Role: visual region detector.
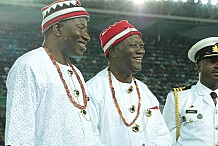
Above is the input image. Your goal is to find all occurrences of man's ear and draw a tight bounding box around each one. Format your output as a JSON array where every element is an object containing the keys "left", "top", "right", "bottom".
[
  {"left": 195, "top": 62, "right": 201, "bottom": 73},
  {"left": 52, "top": 22, "right": 62, "bottom": 37},
  {"left": 108, "top": 46, "right": 118, "bottom": 58}
]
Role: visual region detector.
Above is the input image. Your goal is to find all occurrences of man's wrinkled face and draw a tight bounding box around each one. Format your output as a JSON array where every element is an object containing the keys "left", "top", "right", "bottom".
[
  {"left": 115, "top": 34, "right": 145, "bottom": 74},
  {"left": 60, "top": 18, "right": 90, "bottom": 59}
]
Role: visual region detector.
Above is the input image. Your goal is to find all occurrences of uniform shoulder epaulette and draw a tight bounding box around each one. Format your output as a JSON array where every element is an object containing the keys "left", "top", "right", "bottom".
[
  {"left": 172, "top": 83, "right": 196, "bottom": 92},
  {"left": 183, "top": 84, "right": 193, "bottom": 90},
  {"left": 172, "top": 87, "right": 185, "bottom": 92}
]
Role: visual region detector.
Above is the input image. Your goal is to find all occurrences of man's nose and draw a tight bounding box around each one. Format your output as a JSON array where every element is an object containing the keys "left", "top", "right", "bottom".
[
  {"left": 137, "top": 46, "right": 145, "bottom": 56},
  {"left": 82, "top": 32, "right": 90, "bottom": 42}
]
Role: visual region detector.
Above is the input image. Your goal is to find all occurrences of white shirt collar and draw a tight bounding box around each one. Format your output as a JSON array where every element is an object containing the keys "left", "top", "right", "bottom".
[{"left": 198, "top": 81, "right": 218, "bottom": 95}]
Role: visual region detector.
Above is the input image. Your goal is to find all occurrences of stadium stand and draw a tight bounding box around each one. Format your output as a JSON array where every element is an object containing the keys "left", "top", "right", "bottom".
[{"left": 0, "top": 21, "right": 199, "bottom": 144}]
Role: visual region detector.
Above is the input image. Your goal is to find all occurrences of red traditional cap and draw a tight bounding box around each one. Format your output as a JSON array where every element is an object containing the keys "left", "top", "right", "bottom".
[
  {"left": 99, "top": 20, "right": 142, "bottom": 56},
  {"left": 41, "top": 0, "right": 90, "bottom": 34}
]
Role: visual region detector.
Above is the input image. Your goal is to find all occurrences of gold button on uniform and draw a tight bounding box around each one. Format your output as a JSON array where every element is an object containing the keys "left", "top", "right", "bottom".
[
  {"left": 216, "top": 110, "right": 218, "bottom": 114},
  {"left": 189, "top": 119, "right": 193, "bottom": 123},
  {"left": 215, "top": 126, "right": 218, "bottom": 130}
]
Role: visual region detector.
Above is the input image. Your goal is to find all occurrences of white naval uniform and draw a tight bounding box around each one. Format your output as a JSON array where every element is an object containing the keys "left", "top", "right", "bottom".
[
  {"left": 5, "top": 47, "right": 102, "bottom": 146},
  {"left": 86, "top": 68, "right": 171, "bottom": 146},
  {"left": 163, "top": 81, "right": 218, "bottom": 146}
]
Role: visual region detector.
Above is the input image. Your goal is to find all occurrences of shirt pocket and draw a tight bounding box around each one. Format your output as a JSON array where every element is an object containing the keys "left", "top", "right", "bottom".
[{"left": 180, "top": 113, "right": 205, "bottom": 137}]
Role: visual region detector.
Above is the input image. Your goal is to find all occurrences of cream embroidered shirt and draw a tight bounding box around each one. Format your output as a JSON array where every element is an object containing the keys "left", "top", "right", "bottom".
[
  {"left": 5, "top": 47, "right": 102, "bottom": 146},
  {"left": 86, "top": 68, "right": 171, "bottom": 146}
]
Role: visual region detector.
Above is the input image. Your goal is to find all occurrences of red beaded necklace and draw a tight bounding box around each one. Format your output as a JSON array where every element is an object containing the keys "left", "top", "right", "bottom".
[
  {"left": 107, "top": 67, "right": 141, "bottom": 127},
  {"left": 44, "top": 47, "right": 87, "bottom": 110}
]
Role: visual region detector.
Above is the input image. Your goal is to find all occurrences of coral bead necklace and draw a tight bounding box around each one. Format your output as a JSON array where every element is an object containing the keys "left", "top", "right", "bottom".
[
  {"left": 44, "top": 47, "right": 88, "bottom": 110},
  {"left": 107, "top": 67, "right": 141, "bottom": 127}
]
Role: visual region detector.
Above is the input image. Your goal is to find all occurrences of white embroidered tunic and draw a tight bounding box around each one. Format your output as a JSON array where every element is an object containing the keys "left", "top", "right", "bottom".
[
  {"left": 86, "top": 68, "right": 171, "bottom": 146},
  {"left": 5, "top": 47, "right": 102, "bottom": 146}
]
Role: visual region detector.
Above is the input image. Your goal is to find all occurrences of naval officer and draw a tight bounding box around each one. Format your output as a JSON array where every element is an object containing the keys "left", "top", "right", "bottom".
[{"left": 163, "top": 37, "right": 218, "bottom": 146}]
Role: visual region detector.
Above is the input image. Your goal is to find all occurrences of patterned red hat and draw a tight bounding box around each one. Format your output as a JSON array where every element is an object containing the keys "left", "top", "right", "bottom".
[
  {"left": 99, "top": 20, "right": 142, "bottom": 56},
  {"left": 41, "top": 0, "right": 90, "bottom": 34}
]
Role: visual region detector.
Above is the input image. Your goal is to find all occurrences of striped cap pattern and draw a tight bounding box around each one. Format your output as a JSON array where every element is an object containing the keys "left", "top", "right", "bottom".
[
  {"left": 41, "top": 0, "right": 89, "bottom": 34},
  {"left": 99, "top": 20, "right": 142, "bottom": 57}
]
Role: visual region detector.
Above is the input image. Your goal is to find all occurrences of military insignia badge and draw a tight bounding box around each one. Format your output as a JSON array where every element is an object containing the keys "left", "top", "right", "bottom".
[
  {"left": 186, "top": 105, "right": 197, "bottom": 114},
  {"left": 212, "top": 45, "right": 218, "bottom": 53},
  {"left": 181, "top": 115, "right": 186, "bottom": 122},
  {"left": 197, "top": 113, "right": 203, "bottom": 119}
]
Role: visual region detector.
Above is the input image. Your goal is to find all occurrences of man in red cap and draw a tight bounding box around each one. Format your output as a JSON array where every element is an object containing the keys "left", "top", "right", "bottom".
[
  {"left": 5, "top": 0, "right": 102, "bottom": 145},
  {"left": 86, "top": 20, "right": 171, "bottom": 146},
  {"left": 163, "top": 37, "right": 218, "bottom": 146}
]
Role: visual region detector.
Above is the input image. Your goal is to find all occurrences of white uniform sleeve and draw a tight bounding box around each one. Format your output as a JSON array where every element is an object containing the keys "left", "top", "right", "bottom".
[
  {"left": 5, "top": 62, "right": 38, "bottom": 146},
  {"left": 163, "top": 92, "right": 177, "bottom": 146}
]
